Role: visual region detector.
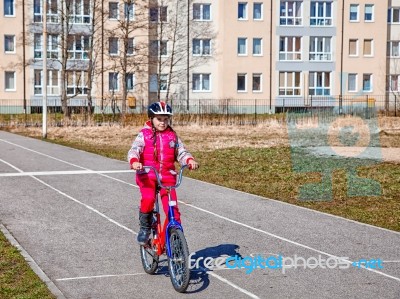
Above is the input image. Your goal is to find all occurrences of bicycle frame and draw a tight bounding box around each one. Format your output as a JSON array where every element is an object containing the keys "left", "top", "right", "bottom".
[{"left": 141, "top": 165, "right": 188, "bottom": 258}]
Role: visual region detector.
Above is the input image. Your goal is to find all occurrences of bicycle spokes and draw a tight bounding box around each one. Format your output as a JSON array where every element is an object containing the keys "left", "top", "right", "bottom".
[{"left": 167, "top": 228, "right": 190, "bottom": 292}]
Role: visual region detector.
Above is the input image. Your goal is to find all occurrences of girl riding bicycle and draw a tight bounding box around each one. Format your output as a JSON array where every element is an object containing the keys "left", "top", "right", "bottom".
[{"left": 128, "top": 101, "right": 199, "bottom": 245}]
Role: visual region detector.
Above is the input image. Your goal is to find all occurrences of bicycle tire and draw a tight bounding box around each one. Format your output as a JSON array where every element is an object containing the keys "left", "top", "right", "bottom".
[
  {"left": 167, "top": 228, "right": 190, "bottom": 292},
  {"left": 140, "top": 236, "right": 159, "bottom": 274}
]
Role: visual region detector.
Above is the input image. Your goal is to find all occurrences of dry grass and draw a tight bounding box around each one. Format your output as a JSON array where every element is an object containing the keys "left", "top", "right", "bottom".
[{"left": 6, "top": 115, "right": 400, "bottom": 159}]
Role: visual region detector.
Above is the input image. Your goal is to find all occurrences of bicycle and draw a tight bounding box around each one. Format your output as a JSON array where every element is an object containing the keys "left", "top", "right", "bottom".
[{"left": 138, "top": 165, "right": 190, "bottom": 293}]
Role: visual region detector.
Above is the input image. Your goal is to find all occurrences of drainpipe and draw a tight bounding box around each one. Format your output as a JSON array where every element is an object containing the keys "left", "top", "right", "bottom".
[
  {"left": 269, "top": 0, "right": 273, "bottom": 112},
  {"left": 339, "top": 0, "right": 345, "bottom": 114}
]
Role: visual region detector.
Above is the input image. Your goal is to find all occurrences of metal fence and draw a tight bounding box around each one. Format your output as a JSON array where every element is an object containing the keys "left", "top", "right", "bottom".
[{"left": 0, "top": 95, "right": 399, "bottom": 127}]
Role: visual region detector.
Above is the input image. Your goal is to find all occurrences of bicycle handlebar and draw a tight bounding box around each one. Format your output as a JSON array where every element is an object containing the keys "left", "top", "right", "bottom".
[{"left": 139, "top": 165, "right": 188, "bottom": 190}]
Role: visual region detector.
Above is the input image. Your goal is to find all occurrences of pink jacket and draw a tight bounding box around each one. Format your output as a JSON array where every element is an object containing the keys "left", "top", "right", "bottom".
[{"left": 128, "top": 121, "right": 194, "bottom": 184}]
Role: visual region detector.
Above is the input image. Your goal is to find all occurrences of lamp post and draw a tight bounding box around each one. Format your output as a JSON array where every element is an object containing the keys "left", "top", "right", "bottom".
[
  {"left": 42, "top": 0, "right": 47, "bottom": 138},
  {"left": 186, "top": 0, "right": 190, "bottom": 111}
]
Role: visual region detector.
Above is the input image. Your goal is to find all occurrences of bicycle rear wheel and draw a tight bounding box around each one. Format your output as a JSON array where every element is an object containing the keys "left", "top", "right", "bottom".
[
  {"left": 167, "top": 228, "right": 190, "bottom": 293},
  {"left": 140, "top": 235, "right": 159, "bottom": 274}
]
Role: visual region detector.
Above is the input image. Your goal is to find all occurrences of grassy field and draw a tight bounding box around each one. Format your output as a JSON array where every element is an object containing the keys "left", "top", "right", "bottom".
[
  {"left": 0, "top": 231, "right": 55, "bottom": 299},
  {"left": 0, "top": 118, "right": 399, "bottom": 297}
]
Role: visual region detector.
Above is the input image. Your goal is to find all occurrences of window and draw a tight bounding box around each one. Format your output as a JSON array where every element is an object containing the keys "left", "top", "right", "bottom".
[
  {"left": 149, "top": 74, "right": 157, "bottom": 92},
  {"left": 237, "top": 74, "right": 247, "bottom": 92},
  {"left": 69, "top": 0, "right": 90, "bottom": 24},
  {"left": 253, "top": 38, "right": 262, "bottom": 55},
  {"left": 34, "top": 70, "right": 59, "bottom": 95},
  {"left": 160, "top": 74, "right": 168, "bottom": 91},
  {"left": 34, "top": 70, "right": 42, "bottom": 94},
  {"left": 34, "top": 0, "right": 41, "bottom": 22},
  {"left": 150, "top": 40, "right": 168, "bottom": 56},
  {"left": 34, "top": 0, "right": 58, "bottom": 23},
  {"left": 47, "top": 34, "right": 59, "bottom": 58},
  {"left": 280, "top": 1, "right": 302, "bottom": 25},
  {"left": 159, "top": 41, "right": 167, "bottom": 56},
  {"left": 363, "top": 39, "right": 373, "bottom": 56},
  {"left": 47, "top": 0, "right": 59, "bottom": 23},
  {"left": 127, "top": 38, "right": 134, "bottom": 55},
  {"left": 350, "top": 4, "right": 359, "bottom": 21},
  {"left": 309, "top": 72, "right": 331, "bottom": 95},
  {"left": 33, "top": 33, "right": 59, "bottom": 59},
  {"left": 108, "top": 72, "right": 119, "bottom": 91},
  {"left": 192, "top": 39, "right": 211, "bottom": 56},
  {"left": 348, "top": 73, "right": 357, "bottom": 92},
  {"left": 149, "top": 74, "right": 168, "bottom": 92},
  {"left": 363, "top": 74, "right": 372, "bottom": 91},
  {"left": 4, "top": 71, "right": 15, "bottom": 90},
  {"left": 34, "top": 34, "right": 42, "bottom": 58},
  {"left": 253, "top": 3, "right": 263, "bottom": 20},
  {"left": 310, "top": 1, "right": 332, "bottom": 26},
  {"left": 150, "top": 6, "right": 167, "bottom": 22},
  {"left": 68, "top": 35, "right": 89, "bottom": 59},
  {"left": 4, "top": 0, "right": 14, "bottom": 16},
  {"left": 125, "top": 2, "right": 134, "bottom": 20},
  {"left": 349, "top": 39, "right": 358, "bottom": 56},
  {"left": 109, "top": 37, "right": 118, "bottom": 55},
  {"left": 388, "top": 75, "right": 400, "bottom": 91},
  {"left": 388, "top": 7, "right": 400, "bottom": 23},
  {"left": 252, "top": 73, "right": 262, "bottom": 92},
  {"left": 126, "top": 73, "right": 135, "bottom": 90},
  {"left": 279, "top": 72, "right": 301, "bottom": 95},
  {"left": 192, "top": 73, "right": 210, "bottom": 91},
  {"left": 388, "top": 41, "right": 400, "bottom": 57},
  {"left": 238, "top": 2, "right": 247, "bottom": 20},
  {"left": 67, "top": 71, "right": 88, "bottom": 95},
  {"left": 365, "top": 4, "right": 373, "bottom": 21},
  {"left": 109, "top": 2, "right": 118, "bottom": 19},
  {"left": 279, "top": 36, "right": 301, "bottom": 60},
  {"left": 309, "top": 37, "right": 332, "bottom": 61},
  {"left": 238, "top": 38, "right": 247, "bottom": 55},
  {"left": 193, "top": 3, "right": 211, "bottom": 20},
  {"left": 4, "top": 35, "right": 15, "bottom": 53}
]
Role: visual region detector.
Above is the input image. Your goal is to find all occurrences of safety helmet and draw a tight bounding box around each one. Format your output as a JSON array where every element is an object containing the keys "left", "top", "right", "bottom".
[{"left": 148, "top": 101, "right": 173, "bottom": 118}]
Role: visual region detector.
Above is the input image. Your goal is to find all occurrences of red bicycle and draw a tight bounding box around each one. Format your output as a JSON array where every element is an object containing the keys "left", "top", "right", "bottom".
[{"left": 139, "top": 165, "right": 190, "bottom": 293}]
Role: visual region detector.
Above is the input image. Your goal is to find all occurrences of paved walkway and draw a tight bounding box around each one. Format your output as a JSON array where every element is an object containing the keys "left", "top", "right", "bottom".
[{"left": 0, "top": 131, "right": 399, "bottom": 298}]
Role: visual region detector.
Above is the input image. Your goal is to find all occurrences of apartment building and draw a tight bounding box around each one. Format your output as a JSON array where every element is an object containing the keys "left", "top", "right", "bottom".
[{"left": 0, "top": 1, "right": 394, "bottom": 114}]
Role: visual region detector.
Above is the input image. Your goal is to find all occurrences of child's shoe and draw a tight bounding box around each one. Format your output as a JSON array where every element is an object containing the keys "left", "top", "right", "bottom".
[{"left": 137, "top": 212, "right": 152, "bottom": 245}]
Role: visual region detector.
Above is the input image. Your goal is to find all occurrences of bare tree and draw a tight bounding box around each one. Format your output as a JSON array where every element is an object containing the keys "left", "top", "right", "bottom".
[
  {"left": 149, "top": 0, "right": 216, "bottom": 106},
  {"left": 103, "top": 0, "right": 149, "bottom": 118}
]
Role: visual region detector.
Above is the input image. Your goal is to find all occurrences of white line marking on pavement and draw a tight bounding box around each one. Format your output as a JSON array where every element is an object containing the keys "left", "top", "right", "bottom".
[
  {"left": 31, "top": 175, "right": 137, "bottom": 234},
  {"left": 0, "top": 169, "right": 133, "bottom": 177},
  {"left": 2, "top": 138, "right": 399, "bottom": 290},
  {"left": 56, "top": 273, "right": 146, "bottom": 281},
  {"left": 0, "top": 158, "right": 136, "bottom": 235},
  {"left": 0, "top": 158, "right": 25, "bottom": 172},
  {"left": 0, "top": 153, "right": 259, "bottom": 298},
  {"left": 206, "top": 271, "right": 260, "bottom": 299},
  {"left": 184, "top": 176, "right": 400, "bottom": 236},
  {"left": 180, "top": 200, "right": 400, "bottom": 283},
  {"left": 0, "top": 138, "right": 88, "bottom": 169}
]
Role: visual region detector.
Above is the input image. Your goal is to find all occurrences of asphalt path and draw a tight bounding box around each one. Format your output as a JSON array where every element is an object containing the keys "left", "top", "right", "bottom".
[{"left": 0, "top": 130, "right": 399, "bottom": 299}]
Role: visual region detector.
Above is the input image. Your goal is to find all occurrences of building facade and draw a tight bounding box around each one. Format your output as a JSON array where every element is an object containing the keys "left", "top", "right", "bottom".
[{"left": 0, "top": 0, "right": 396, "bottom": 114}]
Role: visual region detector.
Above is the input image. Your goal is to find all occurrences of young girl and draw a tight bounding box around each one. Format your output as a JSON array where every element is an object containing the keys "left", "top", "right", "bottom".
[{"left": 128, "top": 101, "right": 199, "bottom": 245}]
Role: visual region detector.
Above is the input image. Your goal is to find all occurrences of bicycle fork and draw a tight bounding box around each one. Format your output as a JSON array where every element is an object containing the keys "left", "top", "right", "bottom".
[{"left": 165, "top": 188, "right": 184, "bottom": 258}]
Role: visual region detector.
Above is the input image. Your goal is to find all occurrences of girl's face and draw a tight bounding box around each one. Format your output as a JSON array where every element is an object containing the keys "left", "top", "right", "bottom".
[{"left": 152, "top": 115, "right": 170, "bottom": 131}]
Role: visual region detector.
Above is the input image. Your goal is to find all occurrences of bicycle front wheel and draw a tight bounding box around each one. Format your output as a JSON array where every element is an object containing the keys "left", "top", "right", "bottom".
[{"left": 167, "top": 228, "right": 190, "bottom": 293}]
